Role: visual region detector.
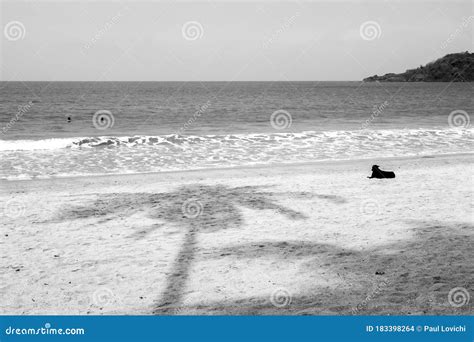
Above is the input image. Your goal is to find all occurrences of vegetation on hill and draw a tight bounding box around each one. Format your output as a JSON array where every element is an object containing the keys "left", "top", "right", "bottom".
[{"left": 364, "top": 52, "right": 474, "bottom": 82}]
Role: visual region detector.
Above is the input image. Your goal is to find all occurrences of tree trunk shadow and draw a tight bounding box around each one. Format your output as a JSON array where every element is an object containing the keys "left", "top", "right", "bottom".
[{"left": 154, "top": 225, "right": 198, "bottom": 314}]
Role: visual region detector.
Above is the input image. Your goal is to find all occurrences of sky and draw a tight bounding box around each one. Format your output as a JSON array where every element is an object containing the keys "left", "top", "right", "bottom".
[{"left": 1, "top": 0, "right": 472, "bottom": 81}]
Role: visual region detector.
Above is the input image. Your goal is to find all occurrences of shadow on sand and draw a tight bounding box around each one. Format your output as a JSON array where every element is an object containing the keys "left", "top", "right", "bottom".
[
  {"left": 165, "top": 220, "right": 473, "bottom": 315},
  {"left": 59, "top": 185, "right": 471, "bottom": 315},
  {"left": 60, "top": 184, "right": 328, "bottom": 313}
]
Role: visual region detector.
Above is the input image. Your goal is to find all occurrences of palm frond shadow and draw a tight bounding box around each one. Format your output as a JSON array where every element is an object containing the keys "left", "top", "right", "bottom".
[{"left": 59, "top": 184, "right": 330, "bottom": 313}]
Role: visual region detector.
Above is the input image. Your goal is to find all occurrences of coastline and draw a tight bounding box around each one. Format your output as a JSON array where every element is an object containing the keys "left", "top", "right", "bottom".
[
  {"left": 1, "top": 152, "right": 472, "bottom": 185},
  {"left": 1, "top": 152, "right": 472, "bottom": 315}
]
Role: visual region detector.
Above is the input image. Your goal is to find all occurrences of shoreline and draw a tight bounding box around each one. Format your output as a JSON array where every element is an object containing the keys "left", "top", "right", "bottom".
[{"left": 1, "top": 152, "right": 472, "bottom": 185}]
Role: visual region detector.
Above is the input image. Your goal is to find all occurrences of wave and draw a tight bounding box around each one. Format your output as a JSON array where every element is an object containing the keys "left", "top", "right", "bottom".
[
  {"left": 1, "top": 128, "right": 472, "bottom": 180},
  {"left": 0, "top": 137, "right": 77, "bottom": 151},
  {"left": 0, "top": 128, "right": 472, "bottom": 151}
]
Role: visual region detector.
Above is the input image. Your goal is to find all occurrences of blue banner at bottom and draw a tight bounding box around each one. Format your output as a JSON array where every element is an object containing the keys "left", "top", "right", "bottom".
[{"left": 0, "top": 316, "right": 472, "bottom": 342}]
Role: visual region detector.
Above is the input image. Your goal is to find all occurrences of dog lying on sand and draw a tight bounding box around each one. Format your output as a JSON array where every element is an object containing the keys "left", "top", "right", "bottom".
[{"left": 367, "top": 165, "right": 396, "bottom": 179}]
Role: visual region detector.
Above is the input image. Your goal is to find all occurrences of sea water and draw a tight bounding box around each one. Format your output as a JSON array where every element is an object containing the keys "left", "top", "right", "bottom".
[{"left": 0, "top": 81, "right": 472, "bottom": 180}]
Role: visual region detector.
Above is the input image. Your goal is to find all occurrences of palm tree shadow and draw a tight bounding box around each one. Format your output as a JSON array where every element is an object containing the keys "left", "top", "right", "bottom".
[
  {"left": 148, "top": 184, "right": 310, "bottom": 313},
  {"left": 59, "top": 184, "right": 318, "bottom": 314}
]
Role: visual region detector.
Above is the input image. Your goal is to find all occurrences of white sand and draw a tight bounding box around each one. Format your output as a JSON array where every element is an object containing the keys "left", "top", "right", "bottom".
[{"left": 0, "top": 153, "right": 472, "bottom": 315}]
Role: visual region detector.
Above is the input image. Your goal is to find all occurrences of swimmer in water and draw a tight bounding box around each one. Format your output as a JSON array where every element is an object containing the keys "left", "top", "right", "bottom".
[{"left": 67, "top": 116, "right": 71, "bottom": 122}]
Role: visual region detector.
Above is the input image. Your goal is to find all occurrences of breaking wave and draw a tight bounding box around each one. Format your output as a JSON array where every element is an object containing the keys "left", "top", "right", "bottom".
[
  {"left": 1, "top": 129, "right": 472, "bottom": 180},
  {"left": 0, "top": 129, "right": 472, "bottom": 151}
]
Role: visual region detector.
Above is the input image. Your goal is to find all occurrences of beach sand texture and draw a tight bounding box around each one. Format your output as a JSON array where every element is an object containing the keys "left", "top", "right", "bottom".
[{"left": 1, "top": 154, "right": 472, "bottom": 315}]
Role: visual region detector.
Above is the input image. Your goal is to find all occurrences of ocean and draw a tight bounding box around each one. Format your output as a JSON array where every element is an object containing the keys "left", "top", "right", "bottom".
[{"left": 0, "top": 81, "right": 472, "bottom": 180}]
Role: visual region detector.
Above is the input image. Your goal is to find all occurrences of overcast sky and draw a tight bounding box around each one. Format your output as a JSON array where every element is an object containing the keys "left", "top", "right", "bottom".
[{"left": 1, "top": 0, "right": 472, "bottom": 81}]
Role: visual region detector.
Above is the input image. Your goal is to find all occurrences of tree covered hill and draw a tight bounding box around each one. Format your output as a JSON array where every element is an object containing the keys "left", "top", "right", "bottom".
[{"left": 364, "top": 52, "right": 474, "bottom": 82}]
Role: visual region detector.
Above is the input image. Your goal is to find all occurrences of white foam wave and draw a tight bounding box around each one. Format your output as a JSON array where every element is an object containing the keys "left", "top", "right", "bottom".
[
  {"left": 1, "top": 128, "right": 472, "bottom": 180},
  {"left": 0, "top": 138, "right": 78, "bottom": 151},
  {"left": 0, "top": 128, "right": 472, "bottom": 151}
]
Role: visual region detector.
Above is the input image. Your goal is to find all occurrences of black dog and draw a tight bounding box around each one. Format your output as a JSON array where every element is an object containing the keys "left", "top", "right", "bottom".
[{"left": 367, "top": 165, "right": 395, "bottom": 179}]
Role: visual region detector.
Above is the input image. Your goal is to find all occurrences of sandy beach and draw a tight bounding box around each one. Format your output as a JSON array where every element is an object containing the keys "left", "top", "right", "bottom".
[{"left": 1, "top": 153, "right": 472, "bottom": 315}]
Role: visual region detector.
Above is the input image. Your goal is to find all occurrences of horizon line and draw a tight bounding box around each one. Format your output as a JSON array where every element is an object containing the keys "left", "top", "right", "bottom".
[{"left": 0, "top": 80, "right": 365, "bottom": 82}]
